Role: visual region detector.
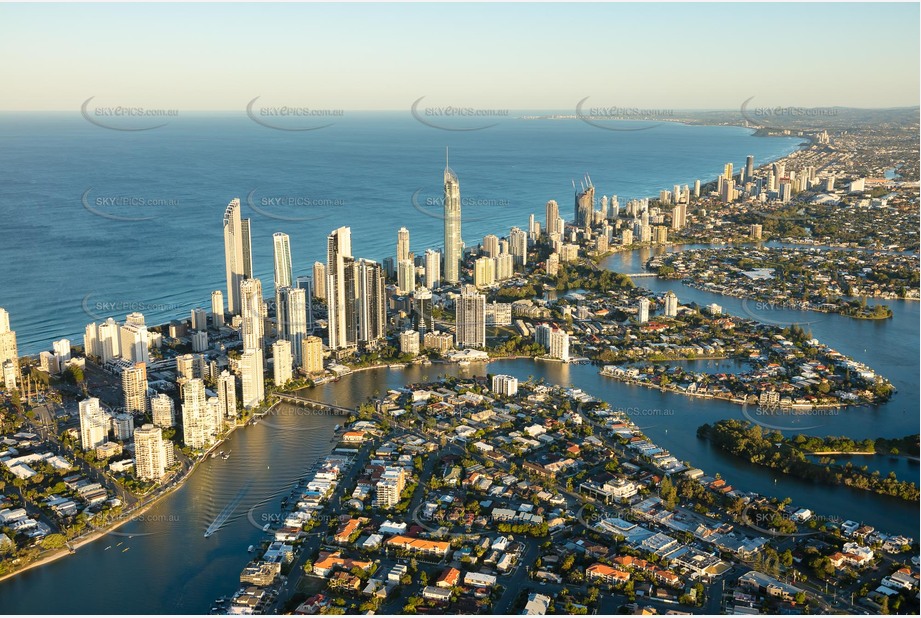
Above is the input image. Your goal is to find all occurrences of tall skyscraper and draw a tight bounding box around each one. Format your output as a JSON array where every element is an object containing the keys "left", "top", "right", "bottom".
[
  {"left": 79, "top": 398, "right": 108, "bottom": 450},
  {"left": 574, "top": 181, "right": 595, "bottom": 230},
  {"left": 312, "top": 262, "right": 327, "bottom": 300},
  {"left": 509, "top": 227, "right": 528, "bottom": 267},
  {"left": 273, "top": 232, "right": 293, "bottom": 293},
  {"left": 277, "top": 286, "right": 308, "bottom": 365},
  {"left": 0, "top": 308, "right": 17, "bottom": 387},
  {"left": 455, "top": 285, "right": 486, "bottom": 348},
  {"left": 134, "top": 424, "right": 167, "bottom": 481},
  {"left": 327, "top": 227, "right": 355, "bottom": 350},
  {"left": 217, "top": 370, "right": 237, "bottom": 419},
  {"left": 272, "top": 339, "right": 293, "bottom": 386},
  {"left": 240, "top": 349, "right": 265, "bottom": 409},
  {"left": 397, "top": 259, "right": 415, "bottom": 294},
  {"left": 424, "top": 249, "right": 441, "bottom": 290},
  {"left": 443, "top": 152, "right": 463, "bottom": 285},
  {"left": 211, "top": 290, "right": 225, "bottom": 329},
  {"left": 396, "top": 227, "right": 411, "bottom": 263},
  {"left": 545, "top": 200, "right": 561, "bottom": 236},
  {"left": 295, "top": 276, "right": 315, "bottom": 333},
  {"left": 357, "top": 259, "right": 386, "bottom": 345},
  {"left": 528, "top": 214, "right": 540, "bottom": 243},
  {"left": 745, "top": 155, "right": 755, "bottom": 182},
  {"left": 223, "top": 198, "right": 246, "bottom": 315},
  {"left": 121, "top": 362, "right": 148, "bottom": 415},
  {"left": 241, "top": 218, "right": 253, "bottom": 280},
  {"left": 723, "top": 162, "right": 734, "bottom": 183},
  {"left": 240, "top": 278, "right": 265, "bottom": 354}
]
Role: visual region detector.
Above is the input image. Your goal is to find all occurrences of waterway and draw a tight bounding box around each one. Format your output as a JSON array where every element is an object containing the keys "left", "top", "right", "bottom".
[{"left": 1, "top": 172, "right": 917, "bottom": 612}]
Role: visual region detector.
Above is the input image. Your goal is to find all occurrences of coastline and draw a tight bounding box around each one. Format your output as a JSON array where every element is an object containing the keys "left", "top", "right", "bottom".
[{"left": 0, "top": 416, "right": 243, "bottom": 584}]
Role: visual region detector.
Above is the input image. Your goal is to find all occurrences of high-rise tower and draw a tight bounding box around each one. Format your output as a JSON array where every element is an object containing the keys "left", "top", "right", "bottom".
[
  {"left": 443, "top": 149, "right": 462, "bottom": 284},
  {"left": 223, "top": 199, "right": 245, "bottom": 315},
  {"left": 273, "top": 232, "right": 293, "bottom": 293},
  {"left": 327, "top": 226, "right": 355, "bottom": 350}
]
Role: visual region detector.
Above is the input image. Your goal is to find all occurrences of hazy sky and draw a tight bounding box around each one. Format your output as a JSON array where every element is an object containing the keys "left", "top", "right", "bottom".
[{"left": 2, "top": 3, "right": 918, "bottom": 112}]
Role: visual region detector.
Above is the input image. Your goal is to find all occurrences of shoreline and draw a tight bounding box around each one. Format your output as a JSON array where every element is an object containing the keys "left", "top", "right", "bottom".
[
  {"left": 0, "top": 416, "right": 242, "bottom": 584},
  {"left": 599, "top": 370, "right": 856, "bottom": 410}
]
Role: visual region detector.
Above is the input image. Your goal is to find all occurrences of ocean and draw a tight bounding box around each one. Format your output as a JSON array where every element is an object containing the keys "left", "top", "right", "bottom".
[{"left": 0, "top": 112, "right": 802, "bottom": 354}]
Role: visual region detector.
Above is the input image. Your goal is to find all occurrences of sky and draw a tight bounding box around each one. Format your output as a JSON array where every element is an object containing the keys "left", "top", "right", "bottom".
[{"left": 1, "top": 2, "right": 919, "bottom": 112}]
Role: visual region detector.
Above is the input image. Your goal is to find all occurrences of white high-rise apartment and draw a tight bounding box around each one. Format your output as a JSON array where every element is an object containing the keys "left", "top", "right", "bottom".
[
  {"left": 119, "top": 322, "right": 149, "bottom": 364},
  {"left": 509, "top": 227, "right": 528, "bottom": 267},
  {"left": 396, "top": 227, "right": 411, "bottom": 263},
  {"left": 443, "top": 153, "right": 462, "bottom": 284},
  {"left": 273, "top": 232, "right": 293, "bottom": 293},
  {"left": 211, "top": 290, "right": 225, "bottom": 328},
  {"left": 482, "top": 234, "right": 500, "bottom": 258},
  {"left": 217, "top": 370, "right": 237, "bottom": 419},
  {"left": 663, "top": 291, "right": 679, "bottom": 318},
  {"left": 134, "top": 424, "right": 167, "bottom": 481},
  {"left": 121, "top": 362, "right": 148, "bottom": 415},
  {"left": 150, "top": 393, "right": 175, "bottom": 428},
  {"left": 79, "top": 397, "right": 109, "bottom": 450},
  {"left": 301, "top": 336, "right": 324, "bottom": 374},
  {"left": 96, "top": 318, "right": 121, "bottom": 362},
  {"left": 424, "top": 249, "right": 441, "bottom": 290},
  {"left": 474, "top": 257, "right": 495, "bottom": 288},
  {"left": 240, "top": 349, "right": 265, "bottom": 409},
  {"left": 638, "top": 298, "right": 650, "bottom": 323},
  {"left": 397, "top": 259, "right": 415, "bottom": 294},
  {"left": 312, "top": 262, "right": 327, "bottom": 300},
  {"left": 356, "top": 259, "right": 386, "bottom": 345},
  {"left": 545, "top": 200, "right": 561, "bottom": 236},
  {"left": 181, "top": 378, "right": 211, "bottom": 449},
  {"left": 277, "top": 286, "right": 308, "bottom": 366},
  {"left": 223, "top": 198, "right": 246, "bottom": 315},
  {"left": 326, "top": 226, "right": 353, "bottom": 350},
  {"left": 272, "top": 339, "right": 293, "bottom": 386},
  {"left": 240, "top": 278, "right": 265, "bottom": 354}
]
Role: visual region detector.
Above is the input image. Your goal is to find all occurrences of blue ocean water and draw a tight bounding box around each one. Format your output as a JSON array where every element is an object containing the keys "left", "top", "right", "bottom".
[{"left": 0, "top": 112, "right": 802, "bottom": 354}]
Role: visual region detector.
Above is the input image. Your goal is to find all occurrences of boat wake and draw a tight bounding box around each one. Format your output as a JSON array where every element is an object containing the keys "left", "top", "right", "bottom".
[{"left": 204, "top": 481, "right": 252, "bottom": 538}]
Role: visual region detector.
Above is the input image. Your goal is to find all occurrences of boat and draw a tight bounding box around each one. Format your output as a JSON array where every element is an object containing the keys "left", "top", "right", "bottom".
[
  {"left": 262, "top": 523, "right": 270, "bottom": 532},
  {"left": 104, "top": 545, "right": 112, "bottom": 550},
  {"left": 222, "top": 451, "right": 231, "bottom": 460},
  {"left": 247, "top": 545, "right": 255, "bottom": 552},
  {"left": 334, "top": 424, "right": 341, "bottom": 431},
  {"left": 122, "top": 547, "right": 130, "bottom": 552}
]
